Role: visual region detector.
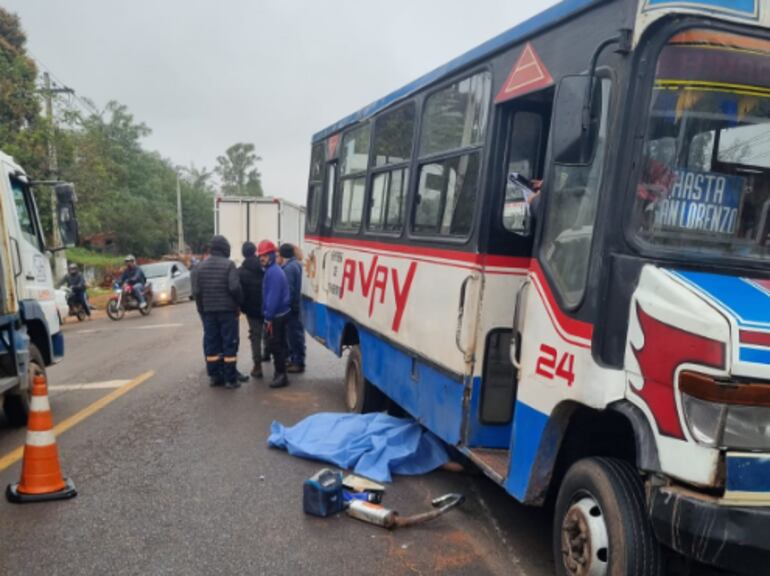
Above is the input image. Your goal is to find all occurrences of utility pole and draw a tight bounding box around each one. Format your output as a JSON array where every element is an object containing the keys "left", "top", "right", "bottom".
[
  {"left": 41, "top": 72, "right": 73, "bottom": 280},
  {"left": 176, "top": 172, "right": 185, "bottom": 254}
]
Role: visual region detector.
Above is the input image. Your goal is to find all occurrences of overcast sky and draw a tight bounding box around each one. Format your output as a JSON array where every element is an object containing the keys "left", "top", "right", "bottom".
[{"left": 4, "top": 0, "right": 558, "bottom": 204}]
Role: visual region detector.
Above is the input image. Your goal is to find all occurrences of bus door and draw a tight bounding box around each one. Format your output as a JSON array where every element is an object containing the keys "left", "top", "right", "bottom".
[
  {"left": 504, "top": 76, "right": 613, "bottom": 499},
  {"left": 466, "top": 97, "right": 551, "bottom": 460}
]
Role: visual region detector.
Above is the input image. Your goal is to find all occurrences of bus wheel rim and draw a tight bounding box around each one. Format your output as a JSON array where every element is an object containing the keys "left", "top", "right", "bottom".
[{"left": 560, "top": 496, "right": 609, "bottom": 576}]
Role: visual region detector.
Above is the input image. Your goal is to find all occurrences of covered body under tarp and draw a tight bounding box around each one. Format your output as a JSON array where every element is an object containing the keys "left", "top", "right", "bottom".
[{"left": 268, "top": 412, "right": 449, "bottom": 483}]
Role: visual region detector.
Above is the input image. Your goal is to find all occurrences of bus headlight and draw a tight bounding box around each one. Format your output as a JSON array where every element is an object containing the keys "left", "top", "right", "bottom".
[{"left": 680, "top": 372, "right": 770, "bottom": 451}]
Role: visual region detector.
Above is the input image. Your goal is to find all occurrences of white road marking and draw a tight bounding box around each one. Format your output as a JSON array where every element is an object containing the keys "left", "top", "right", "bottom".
[{"left": 48, "top": 380, "right": 131, "bottom": 392}]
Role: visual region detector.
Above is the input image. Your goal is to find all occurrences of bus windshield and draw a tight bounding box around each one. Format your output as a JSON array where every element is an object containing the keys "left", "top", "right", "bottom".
[{"left": 633, "top": 29, "right": 770, "bottom": 263}]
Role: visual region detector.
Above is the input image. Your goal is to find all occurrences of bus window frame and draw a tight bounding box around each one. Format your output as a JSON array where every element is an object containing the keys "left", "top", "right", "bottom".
[
  {"left": 334, "top": 122, "right": 372, "bottom": 235},
  {"left": 537, "top": 68, "right": 617, "bottom": 314},
  {"left": 621, "top": 17, "right": 770, "bottom": 274},
  {"left": 407, "top": 66, "right": 493, "bottom": 246},
  {"left": 364, "top": 100, "right": 417, "bottom": 238}
]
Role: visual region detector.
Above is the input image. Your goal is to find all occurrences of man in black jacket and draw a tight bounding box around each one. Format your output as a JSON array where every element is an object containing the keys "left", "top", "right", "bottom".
[
  {"left": 238, "top": 241, "right": 265, "bottom": 379},
  {"left": 192, "top": 235, "right": 243, "bottom": 389}
]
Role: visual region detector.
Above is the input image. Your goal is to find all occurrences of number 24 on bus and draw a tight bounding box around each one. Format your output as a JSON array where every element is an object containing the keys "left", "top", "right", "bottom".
[{"left": 302, "top": 1, "right": 770, "bottom": 574}]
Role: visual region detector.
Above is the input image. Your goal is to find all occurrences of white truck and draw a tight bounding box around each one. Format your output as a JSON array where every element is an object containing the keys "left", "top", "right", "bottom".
[
  {"left": 213, "top": 196, "right": 305, "bottom": 264},
  {"left": 0, "top": 150, "right": 78, "bottom": 425}
]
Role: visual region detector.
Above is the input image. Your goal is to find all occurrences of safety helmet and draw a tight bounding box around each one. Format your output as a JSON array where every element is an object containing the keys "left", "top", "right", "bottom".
[
  {"left": 124, "top": 254, "right": 136, "bottom": 263},
  {"left": 257, "top": 240, "right": 277, "bottom": 256}
]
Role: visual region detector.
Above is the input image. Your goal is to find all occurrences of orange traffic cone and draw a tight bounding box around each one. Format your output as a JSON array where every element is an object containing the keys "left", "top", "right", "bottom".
[{"left": 6, "top": 374, "right": 76, "bottom": 503}]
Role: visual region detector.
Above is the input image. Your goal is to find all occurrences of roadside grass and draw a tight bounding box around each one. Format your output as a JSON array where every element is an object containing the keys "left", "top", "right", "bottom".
[
  {"left": 67, "top": 247, "right": 124, "bottom": 269},
  {"left": 87, "top": 287, "right": 113, "bottom": 310}
]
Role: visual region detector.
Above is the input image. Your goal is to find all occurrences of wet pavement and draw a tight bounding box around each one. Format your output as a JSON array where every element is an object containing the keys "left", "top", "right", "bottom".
[{"left": 0, "top": 302, "right": 554, "bottom": 576}]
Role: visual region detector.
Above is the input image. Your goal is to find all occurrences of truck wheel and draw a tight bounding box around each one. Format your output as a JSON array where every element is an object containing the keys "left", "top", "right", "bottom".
[
  {"left": 3, "top": 344, "right": 45, "bottom": 427},
  {"left": 344, "top": 345, "right": 385, "bottom": 413},
  {"left": 553, "top": 458, "right": 663, "bottom": 576}
]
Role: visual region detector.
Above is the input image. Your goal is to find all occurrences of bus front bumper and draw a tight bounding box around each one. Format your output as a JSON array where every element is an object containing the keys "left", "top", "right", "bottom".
[{"left": 649, "top": 485, "right": 770, "bottom": 575}]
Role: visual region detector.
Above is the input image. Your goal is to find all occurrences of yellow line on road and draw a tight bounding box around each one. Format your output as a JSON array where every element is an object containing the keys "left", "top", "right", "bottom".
[{"left": 0, "top": 370, "right": 155, "bottom": 472}]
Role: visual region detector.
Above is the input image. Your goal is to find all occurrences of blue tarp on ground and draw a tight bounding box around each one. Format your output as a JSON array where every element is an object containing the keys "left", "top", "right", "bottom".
[{"left": 268, "top": 412, "right": 449, "bottom": 483}]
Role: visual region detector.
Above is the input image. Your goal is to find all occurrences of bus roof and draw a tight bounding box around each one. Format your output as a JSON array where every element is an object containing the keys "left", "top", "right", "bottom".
[{"left": 312, "top": 0, "right": 606, "bottom": 144}]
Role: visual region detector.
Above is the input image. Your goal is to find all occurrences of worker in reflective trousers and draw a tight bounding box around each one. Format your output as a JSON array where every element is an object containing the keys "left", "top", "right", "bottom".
[
  {"left": 192, "top": 235, "right": 243, "bottom": 389},
  {"left": 258, "top": 240, "right": 291, "bottom": 388}
]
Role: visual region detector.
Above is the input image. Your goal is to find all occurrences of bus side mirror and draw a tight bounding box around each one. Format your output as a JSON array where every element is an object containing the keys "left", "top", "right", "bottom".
[
  {"left": 552, "top": 75, "right": 600, "bottom": 165},
  {"left": 55, "top": 183, "right": 79, "bottom": 248}
]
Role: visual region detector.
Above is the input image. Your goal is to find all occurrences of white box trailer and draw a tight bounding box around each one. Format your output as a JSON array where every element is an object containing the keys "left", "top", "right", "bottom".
[{"left": 214, "top": 196, "right": 305, "bottom": 265}]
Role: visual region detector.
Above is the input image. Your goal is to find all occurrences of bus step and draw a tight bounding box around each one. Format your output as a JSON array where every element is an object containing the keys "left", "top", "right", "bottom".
[{"left": 463, "top": 448, "right": 510, "bottom": 484}]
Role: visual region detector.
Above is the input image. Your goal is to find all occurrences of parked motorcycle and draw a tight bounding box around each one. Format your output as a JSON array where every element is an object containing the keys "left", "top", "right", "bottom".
[
  {"left": 106, "top": 282, "right": 153, "bottom": 321},
  {"left": 63, "top": 287, "right": 89, "bottom": 322}
]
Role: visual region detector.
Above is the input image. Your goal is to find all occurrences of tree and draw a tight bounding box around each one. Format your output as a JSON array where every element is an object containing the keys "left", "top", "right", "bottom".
[
  {"left": 215, "top": 142, "right": 264, "bottom": 197},
  {"left": 179, "top": 165, "right": 214, "bottom": 253},
  {"left": 0, "top": 7, "right": 48, "bottom": 176}
]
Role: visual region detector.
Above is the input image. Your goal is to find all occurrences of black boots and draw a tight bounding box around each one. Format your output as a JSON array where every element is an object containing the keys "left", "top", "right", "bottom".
[{"left": 269, "top": 373, "right": 289, "bottom": 389}]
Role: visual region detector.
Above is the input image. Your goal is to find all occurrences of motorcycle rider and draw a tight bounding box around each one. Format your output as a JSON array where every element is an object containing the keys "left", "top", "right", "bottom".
[
  {"left": 62, "top": 263, "right": 91, "bottom": 318},
  {"left": 117, "top": 255, "right": 148, "bottom": 309}
]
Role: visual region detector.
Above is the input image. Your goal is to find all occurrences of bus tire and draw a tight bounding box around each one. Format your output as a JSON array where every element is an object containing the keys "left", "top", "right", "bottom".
[
  {"left": 344, "top": 345, "right": 385, "bottom": 413},
  {"left": 553, "top": 457, "right": 663, "bottom": 576},
  {"left": 3, "top": 344, "right": 45, "bottom": 427}
]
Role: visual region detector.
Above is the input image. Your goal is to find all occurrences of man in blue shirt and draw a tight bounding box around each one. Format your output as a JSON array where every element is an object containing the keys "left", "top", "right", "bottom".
[
  {"left": 258, "top": 240, "right": 291, "bottom": 388},
  {"left": 278, "top": 243, "right": 306, "bottom": 373}
]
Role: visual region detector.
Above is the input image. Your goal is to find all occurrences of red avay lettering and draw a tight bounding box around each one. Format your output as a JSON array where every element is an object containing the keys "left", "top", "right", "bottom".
[
  {"left": 370, "top": 266, "right": 388, "bottom": 318},
  {"left": 391, "top": 262, "right": 417, "bottom": 332},
  {"left": 337, "top": 256, "right": 417, "bottom": 332},
  {"left": 340, "top": 260, "right": 356, "bottom": 298},
  {"left": 359, "top": 256, "right": 379, "bottom": 298}
]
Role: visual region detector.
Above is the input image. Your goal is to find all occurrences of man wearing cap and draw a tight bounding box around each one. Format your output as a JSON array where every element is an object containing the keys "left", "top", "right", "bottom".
[
  {"left": 192, "top": 235, "right": 243, "bottom": 389},
  {"left": 277, "top": 243, "right": 306, "bottom": 373},
  {"left": 238, "top": 241, "right": 265, "bottom": 379},
  {"left": 257, "top": 239, "right": 290, "bottom": 388}
]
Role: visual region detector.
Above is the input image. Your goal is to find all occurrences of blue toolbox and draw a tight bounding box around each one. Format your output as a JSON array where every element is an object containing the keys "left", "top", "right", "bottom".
[{"left": 303, "top": 468, "right": 344, "bottom": 518}]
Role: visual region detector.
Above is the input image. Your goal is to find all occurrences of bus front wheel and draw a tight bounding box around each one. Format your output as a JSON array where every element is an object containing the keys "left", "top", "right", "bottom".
[
  {"left": 553, "top": 457, "right": 663, "bottom": 576},
  {"left": 344, "top": 345, "right": 385, "bottom": 413}
]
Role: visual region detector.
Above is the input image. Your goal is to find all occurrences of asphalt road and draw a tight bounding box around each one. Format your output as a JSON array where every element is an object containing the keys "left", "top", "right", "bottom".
[{"left": 0, "top": 302, "right": 555, "bottom": 576}]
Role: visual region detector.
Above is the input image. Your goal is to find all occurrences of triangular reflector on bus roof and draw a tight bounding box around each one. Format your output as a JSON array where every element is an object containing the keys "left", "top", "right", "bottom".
[{"left": 495, "top": 43, "right": 554, "bottom": 103}]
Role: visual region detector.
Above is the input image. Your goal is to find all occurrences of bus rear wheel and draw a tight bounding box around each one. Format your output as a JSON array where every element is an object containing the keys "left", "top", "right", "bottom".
[
  {"left": 553, "top": 457, "right": 663, "bottom": 576},
  {"left": 344, "top": 345, "right": 385, "bottom": 413}
]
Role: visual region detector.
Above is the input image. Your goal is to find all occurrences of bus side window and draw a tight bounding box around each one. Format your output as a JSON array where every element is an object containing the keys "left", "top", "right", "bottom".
[
  {"left": 306, "top": 143, "right": 324, "bottom": 234},
  {"left": 335, "top": 124, "right": 370, "bottom": 232},
  {"left": 324, "top": 162, "right": 337, "bottom": 230},
  {"left": 306, "top": 183, "right": 322, "bottom": 233},
  {"left": 413, "top": 71, "right": 491, "bottom": 239},
  {"left": 502, "top": 111, "right": 545, "bottom": 234},
  {"left": 541, "top": 78, "right": 612, "bottom": 307}
]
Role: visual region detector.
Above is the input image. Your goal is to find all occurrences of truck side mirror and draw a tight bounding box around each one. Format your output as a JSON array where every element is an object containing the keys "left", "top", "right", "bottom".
[{"left": 55, "top": 183, "right": 79, "bottom": 248}]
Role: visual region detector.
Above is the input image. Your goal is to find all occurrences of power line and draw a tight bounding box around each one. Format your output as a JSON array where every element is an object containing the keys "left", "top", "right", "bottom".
[{"left": 26, "top": 48, "right": 100, "bottom": 117}]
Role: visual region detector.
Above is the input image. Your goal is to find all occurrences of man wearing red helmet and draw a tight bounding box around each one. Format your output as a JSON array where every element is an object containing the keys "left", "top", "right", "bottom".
[{"left": 258, "top": 239, "right": 291, "bottom": 388}]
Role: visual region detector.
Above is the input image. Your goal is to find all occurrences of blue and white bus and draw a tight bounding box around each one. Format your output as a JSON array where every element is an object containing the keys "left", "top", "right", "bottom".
[{"left": 302, "top": 1, "right": 770, "bottom": 574}]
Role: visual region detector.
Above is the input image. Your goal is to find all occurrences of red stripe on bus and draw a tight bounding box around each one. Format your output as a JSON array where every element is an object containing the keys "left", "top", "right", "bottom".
[
  {"left": 740, "top": 330, "right": 770, "bottom": 347},
  {"left": 530, "top": 261, "right": 594, "bottom": 344},
  {"left": 304, "top": 235, "right": 531, "bottom": 269}
]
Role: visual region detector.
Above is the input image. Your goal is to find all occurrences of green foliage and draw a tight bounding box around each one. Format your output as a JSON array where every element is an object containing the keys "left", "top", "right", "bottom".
[
  {"left": 67, "top": 246, "right": 124, "bottom": 268},
  {"left": 0, "top": 8, "right": 48, "bottom": 177},
  {"left": 215, "top": 142, "right": 264, "bottom": 197}
]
